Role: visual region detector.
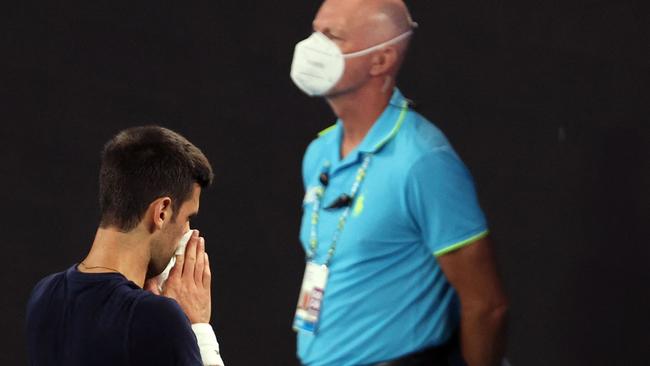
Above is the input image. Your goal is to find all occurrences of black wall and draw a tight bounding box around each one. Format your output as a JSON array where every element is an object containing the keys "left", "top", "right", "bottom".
[{"left": 2, "top": 1, "right": 647, "bottom": 365}]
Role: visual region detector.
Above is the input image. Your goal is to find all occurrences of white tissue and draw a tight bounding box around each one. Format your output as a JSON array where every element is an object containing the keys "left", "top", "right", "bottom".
[
  {"left": 155, "top": 230, "right": 194, "bottom": 292},
  {"left": 175, "top": 229, "right": 194, "bottom": 256}
]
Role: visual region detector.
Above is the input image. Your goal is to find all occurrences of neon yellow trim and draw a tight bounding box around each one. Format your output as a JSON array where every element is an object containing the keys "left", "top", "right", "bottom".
[
  {"left": 373, "top": 100, "right": 409, "bottom": 151},
  {"left": 353, "top": 194, "right": 365, "bottom": 217},
  {"left": 433, "top": 230, "right": 489, "bottom": 257},
  {"left": 318, "top": 124, "right": 337, "bottom": 137}
]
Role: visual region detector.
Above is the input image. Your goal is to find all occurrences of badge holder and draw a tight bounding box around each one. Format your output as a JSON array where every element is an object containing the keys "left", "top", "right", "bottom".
[{"left": 293, "top": 262, "right": 329, "bottom": 334}]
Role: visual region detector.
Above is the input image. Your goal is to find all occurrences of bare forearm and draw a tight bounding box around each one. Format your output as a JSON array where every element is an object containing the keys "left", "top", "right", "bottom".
[
  {"left": 437, "top": 237, "right": 509, "bottom": 366},
  {"left": 459, "top": 304, "right": 508, "bottom": 366}
]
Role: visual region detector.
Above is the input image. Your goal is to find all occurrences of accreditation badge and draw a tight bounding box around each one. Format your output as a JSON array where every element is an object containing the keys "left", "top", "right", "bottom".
[{"left": 293, "top": 262, "right": 329, "bottom": 334}]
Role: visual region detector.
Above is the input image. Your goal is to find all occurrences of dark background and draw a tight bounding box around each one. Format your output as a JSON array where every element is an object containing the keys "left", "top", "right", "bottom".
[{"left": 2, "top": 1, "right": 648, "bottom": 365}]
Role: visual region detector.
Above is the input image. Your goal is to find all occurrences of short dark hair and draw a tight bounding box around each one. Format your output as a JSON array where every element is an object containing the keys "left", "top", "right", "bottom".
[{"left": 99, "top": 126, "right": 213, "bottom": 231}]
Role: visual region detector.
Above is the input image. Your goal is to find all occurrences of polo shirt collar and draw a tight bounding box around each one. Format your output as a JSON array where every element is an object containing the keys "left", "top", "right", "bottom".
[
  {"left": 356, "top": 88, "right": 408, "bottom": 154},
  {"left": 328, "top": 88, "right": 409, "bottom": 172}
]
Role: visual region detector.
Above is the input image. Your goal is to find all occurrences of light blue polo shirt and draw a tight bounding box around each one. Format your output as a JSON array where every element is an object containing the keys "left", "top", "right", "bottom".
[{"left": 297, "top": 89, "right": 488, "bottom": 366}]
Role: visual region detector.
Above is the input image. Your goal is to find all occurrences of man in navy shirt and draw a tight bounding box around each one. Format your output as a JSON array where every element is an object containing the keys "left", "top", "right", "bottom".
[{"left": 26, "top": 126, "right": 224, "bottom": 365}]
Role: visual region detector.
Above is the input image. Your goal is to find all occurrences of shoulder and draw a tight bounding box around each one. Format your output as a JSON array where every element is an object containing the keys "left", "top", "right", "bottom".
[
  {"left": 304, "top": 124, "right": 337, "bottom": 158},
  {"left": 301, "top": 122, "right": 338, "bottom": 177},
  {"left": 26, "top": 272, "right": 61, "bottom": 324},
  {"left": 387, "top": 110, "right": 477, "bottom": 189},
  {"left": 128, "top": 294, "right": 202, "bottom": 364},
  {"left": 407, "top": 146, "right": 472, "bottom": 187},
  {"left": 132, "top": 293, "right": 190, "bottom": 327},
  {"left": 388, "top": 111, "right": 467, "bottom": 174},
  {"left": 27, "top": 271, "right": 66, "bottom": 310},
  {"left": 31, "top": 271, "right": 64, "bottom": 294},
  {"left": 399, "top": 111, "right": 453, "bottom": 155}
]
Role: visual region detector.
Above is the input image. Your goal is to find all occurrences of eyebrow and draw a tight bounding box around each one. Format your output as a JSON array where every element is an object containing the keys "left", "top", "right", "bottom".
[
  {"left": 188, "top": 212, "right": 198, "bottom": 220},
  {"left": 313, "top": 21, "right": 345, "bottom": 39},
  {"left": 323, "top": 29, "right": 344, "bottom": 39}
]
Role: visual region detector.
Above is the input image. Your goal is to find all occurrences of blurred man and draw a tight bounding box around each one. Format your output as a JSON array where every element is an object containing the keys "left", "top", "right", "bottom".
[
  {"left": 26, "top": 126, "right": 224, "bottom": 366},
  {"left": 290, "top": 0, "right": 508, "bottom": 365}
]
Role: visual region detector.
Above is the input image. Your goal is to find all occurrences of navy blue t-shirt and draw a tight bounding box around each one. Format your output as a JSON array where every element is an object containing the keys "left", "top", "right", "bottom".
[{"left": 26, "top": 265, "right": 203, "bottom": 366}]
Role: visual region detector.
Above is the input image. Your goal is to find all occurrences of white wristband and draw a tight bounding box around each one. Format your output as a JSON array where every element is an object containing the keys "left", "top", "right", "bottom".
[{"left": 191, "top": 323, "right": 224, "bottom": 366}]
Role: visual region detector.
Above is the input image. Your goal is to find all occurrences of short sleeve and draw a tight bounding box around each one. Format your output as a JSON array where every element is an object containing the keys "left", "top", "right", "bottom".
[
  {"left": 128, "top": 294, "right": 203, "bottom": 366},
  {"left": 406, "top": 147, "right": 488, "bottom": 256}
]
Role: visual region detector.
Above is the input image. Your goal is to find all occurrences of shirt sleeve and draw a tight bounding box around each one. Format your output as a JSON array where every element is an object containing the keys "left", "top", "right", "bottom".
[
  {"left": 405, "top": 147, "right": 488, "bottom": 256},
  {"left": 128, "top": 294, "right": 203, "bottom": 366}
]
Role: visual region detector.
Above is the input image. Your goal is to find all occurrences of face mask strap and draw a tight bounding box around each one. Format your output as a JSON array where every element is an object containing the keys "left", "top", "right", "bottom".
[{"left": 342, "top": 30, "right": 413, "bottom": 59}]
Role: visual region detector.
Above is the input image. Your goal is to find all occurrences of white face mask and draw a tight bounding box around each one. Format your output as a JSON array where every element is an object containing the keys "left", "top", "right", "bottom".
[{"left": 290, "top": 30, "right": 413, "bottom": 96}]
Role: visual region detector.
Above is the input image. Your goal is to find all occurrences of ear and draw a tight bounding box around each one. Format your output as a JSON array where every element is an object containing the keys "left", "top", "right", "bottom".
[
  {"left": 369, "top": 47, "right": 398, "bottom": 77},
  {"left": 150, "top": 197, "right": 173, "bottom": 231}
]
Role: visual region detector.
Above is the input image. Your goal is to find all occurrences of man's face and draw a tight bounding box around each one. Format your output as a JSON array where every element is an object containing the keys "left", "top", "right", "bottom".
[
  {"left": 313, "top": 0, "right": 376, "bottom": 97},
  {"left": 147, "top": 183, "right": 201, "bottom": 278}
]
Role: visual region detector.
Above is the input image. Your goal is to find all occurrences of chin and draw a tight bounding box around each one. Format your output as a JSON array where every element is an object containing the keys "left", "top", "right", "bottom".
[
  {"left": 325, "top": 88, "right": 346, "bottom": 99},
  {"left": 145, "top": 262, "right": 165, "bottom": 279},
  {"left": 325, "top": 83, "right": 361, "bottom": 99}
]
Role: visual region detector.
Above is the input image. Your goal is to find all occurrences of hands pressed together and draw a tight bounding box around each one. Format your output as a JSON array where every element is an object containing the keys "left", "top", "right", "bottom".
[{"left": 146, "top": 230, "right": 212, "bottom": 324}]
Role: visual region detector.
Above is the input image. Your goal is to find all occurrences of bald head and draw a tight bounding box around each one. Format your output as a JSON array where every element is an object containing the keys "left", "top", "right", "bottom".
[
  {"left": 314, "top": 0, "right": 415, "bottom": 48},
  {"left": 366, "top": 0, "right": 416, "bottom": 42}
]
